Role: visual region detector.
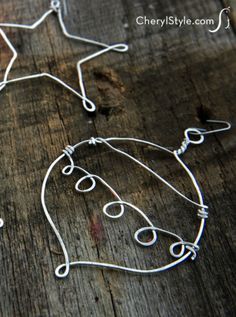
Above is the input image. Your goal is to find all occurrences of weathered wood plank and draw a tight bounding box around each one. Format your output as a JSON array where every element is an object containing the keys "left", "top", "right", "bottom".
[{"left": 0, "top": 0, "right": 235, "bottom": 316}]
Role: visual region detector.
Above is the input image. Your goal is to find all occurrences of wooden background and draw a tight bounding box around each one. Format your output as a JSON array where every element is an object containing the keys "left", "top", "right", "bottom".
[{"left": 0, "top": 0, "right": 235, "bottom": 316}]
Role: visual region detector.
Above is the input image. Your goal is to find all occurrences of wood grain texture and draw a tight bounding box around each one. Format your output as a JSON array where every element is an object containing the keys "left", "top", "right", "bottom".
[{"left": 0, "top": 0, "right": 235, "bottom": 316}]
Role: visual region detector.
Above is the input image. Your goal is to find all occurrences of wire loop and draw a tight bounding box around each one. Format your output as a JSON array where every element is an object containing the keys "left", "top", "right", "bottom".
[
  {"left": 184, "top": 128, "right": 205, "bottom": 145},
  {"left": 75, "top": 174, "right": 97, "bottom": 193},
  {"left": 50, "top": 0, "right": 61, "bottom": 12}
]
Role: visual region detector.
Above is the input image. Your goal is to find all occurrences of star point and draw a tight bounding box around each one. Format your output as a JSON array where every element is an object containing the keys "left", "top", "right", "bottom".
[{"left": 0, "top": 0, "right": 128, "bottom": 112}]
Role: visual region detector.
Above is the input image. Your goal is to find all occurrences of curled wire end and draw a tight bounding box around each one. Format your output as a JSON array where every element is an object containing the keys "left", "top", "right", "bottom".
[
  {"left": 82, "top": 97, "right": 96, "bottom": 112},
  {"left": 50, "top": 0, "right": 61, "bottom": 12},
  {"left": 55, "top": 262, "right": 70, "bottom": 278},
  {"left": 0, "top": 218, "right": 4, "bottom": 228},
  {"left": 198, "top": 208, "right": 208, "bottom": 219},
  {"left": 112, "top": 43, "right": 129, "bottom": 53},
  {"left": 170, "top": 241, "right": 200, "bottom": 261},
  {"left": 62, "top": 145, "right": 75, "bottom": 175},
  {"left": 187, "top": 244, "right": 200, "bottom": 260},
  {"left": 50, "top": 0, "right": 68, "bottom": 16}
]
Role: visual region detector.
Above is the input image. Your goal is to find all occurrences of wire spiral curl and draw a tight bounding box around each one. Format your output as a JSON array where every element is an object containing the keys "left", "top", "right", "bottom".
[
  {"left": 57, "top": 149, "right": 201, "bottom": 277},
  {"left": 40, "top": 121, "right": 232, "bottom": 278}
]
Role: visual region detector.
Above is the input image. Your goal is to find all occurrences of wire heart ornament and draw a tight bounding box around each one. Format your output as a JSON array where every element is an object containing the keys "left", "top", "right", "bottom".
[{"left": 40, "top": 123, "right": 231, "bottom": 278}]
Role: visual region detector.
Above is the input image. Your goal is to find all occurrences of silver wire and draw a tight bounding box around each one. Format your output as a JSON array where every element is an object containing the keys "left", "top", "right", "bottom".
[
  {"left": 0, "top": 0, "right": 128, "bottom": 112},
  {"left": 41, "top": 120, "right": 230, "bottom": 277},
  {"left": 188, "top": 120, "right": 231, "bottom": 135}
]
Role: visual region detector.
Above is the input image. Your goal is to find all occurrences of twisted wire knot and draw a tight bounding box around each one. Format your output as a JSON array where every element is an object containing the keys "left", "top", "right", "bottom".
[
  {"left": 176, "top": 138, "right": 190, "bottom": 155},
  {"left": 176, "top": 128, "right": 205, "bottom": 155},
  {"left": 89, "top": 137, "right": 102, "bottom": 146},
  {"left": 185, "top": 244, "right": 200, "bottom": 260},
  {"left": 63, "top": 145, "right": 75, "bottom": 156},
  {"left": 170, "top": 241, "right": 200, "bottom": 260},
  {"left": 198, "top": 208, "right": 208, "bottom": 219}
]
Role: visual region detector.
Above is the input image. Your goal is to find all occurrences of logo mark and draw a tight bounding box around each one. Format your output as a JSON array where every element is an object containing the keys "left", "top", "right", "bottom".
[{"left": 209, "top": 7, "right": 231, "bottom": 33}]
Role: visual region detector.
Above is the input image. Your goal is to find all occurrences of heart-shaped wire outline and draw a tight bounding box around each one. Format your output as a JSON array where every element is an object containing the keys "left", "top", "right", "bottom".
[{"left": 41, "top": 136, "right": 208, "bottom": 278}]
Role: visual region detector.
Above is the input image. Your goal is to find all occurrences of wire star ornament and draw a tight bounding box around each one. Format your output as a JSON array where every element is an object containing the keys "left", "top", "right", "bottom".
[{"left": 0, "top": 0, "right": 128, "bottom": 112}]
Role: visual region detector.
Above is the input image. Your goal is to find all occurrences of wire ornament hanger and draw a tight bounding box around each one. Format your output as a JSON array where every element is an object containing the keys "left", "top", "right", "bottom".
[
  {"left": 0, "top": 0, "right": 128, "bottom": 112},
  {"left": 41, "top": 120, "right": 231, "bottom": 278}
]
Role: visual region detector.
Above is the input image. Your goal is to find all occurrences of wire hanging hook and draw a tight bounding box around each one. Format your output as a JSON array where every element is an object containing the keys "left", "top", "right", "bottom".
[
  {"left": 199, "top": 120, "right": 231, "bottom": 135},
  {"left": 189, "top": 120, "right": 231, "bottom": 136},
  {"left": 176, "top": 119, "right": 231, "bottom": 155}
]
